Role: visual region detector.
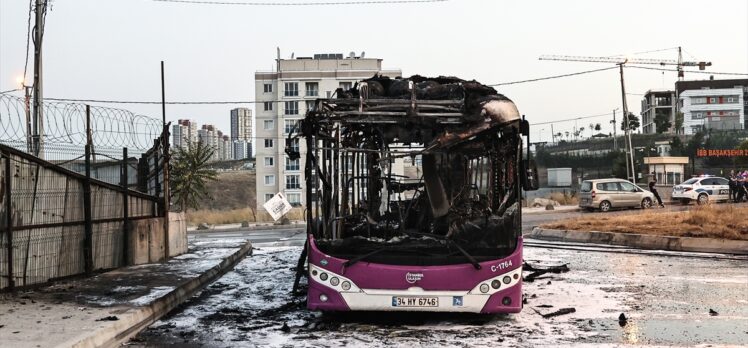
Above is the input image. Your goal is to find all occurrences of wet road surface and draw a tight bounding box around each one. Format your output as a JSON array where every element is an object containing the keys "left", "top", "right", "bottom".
[{"left": 130, "top": 239, "right": 748, "bottom": 347}]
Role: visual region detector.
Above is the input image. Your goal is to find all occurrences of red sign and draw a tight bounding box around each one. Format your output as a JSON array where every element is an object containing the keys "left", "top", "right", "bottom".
[{"left": 696, "top": 149, "right": 748, "bottom": 157}]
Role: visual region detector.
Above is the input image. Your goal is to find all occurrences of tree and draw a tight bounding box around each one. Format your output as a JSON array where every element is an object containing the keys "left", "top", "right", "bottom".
[
  {"left": 578, "top": 126, "right": 585, "bottom": 140},
  {"left": 621, "top": 113, "right": 640, "bottom": 133},
  {"left": 669, "top": 136, "right": 685, "bottom": 156},
  {"left": 594, "top": 123, "right": 601, "bottom": 131},
  {"left": 170, "top": 141, "right": 218, "bottom": 212},
  {"left": 588, "top": 123, "right": 595, "bottom": 138},
  {"left": 674, "top": 112, "right": 685, "bottom": 135},
  {"left": 653, "top": 110, "right": 672, "bottom": 134}
]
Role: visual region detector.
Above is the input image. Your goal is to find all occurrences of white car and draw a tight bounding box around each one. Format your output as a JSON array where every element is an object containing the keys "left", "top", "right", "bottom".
[{"left": 672, "top": 176, "right": 730, "bottom": 205}]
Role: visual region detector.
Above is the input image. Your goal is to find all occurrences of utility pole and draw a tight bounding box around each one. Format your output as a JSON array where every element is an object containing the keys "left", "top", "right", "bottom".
[
  {"left": 611, "top": 109, "right": 617, "bottom": 150},
  {"left": 618, "top": 64, "right": 635, "bottom": 182},
  {"left": 32, "top": 0, "right": 47, "bottom": 158},
  {"left": 551, "top": 123, "right": 555, "bottom": 144}
]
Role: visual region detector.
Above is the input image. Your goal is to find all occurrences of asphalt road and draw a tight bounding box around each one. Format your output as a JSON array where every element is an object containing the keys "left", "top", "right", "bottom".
[
  {"left": 131, "top": 242, "right": 748, "bottom": 347},
  {"left": 130, "top": 205, "right": 747, "bottom": 347}
]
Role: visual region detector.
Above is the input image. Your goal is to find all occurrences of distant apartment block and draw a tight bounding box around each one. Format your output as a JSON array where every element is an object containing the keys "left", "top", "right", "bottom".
[
  {"left": 640, "top": 90, "right": 675, "bottom": 134},
  {"left": 676, "top": 79, "right": 748, "bottom": 135},
  {"left": 233, "top": 140, "right": 252, "bottom": 160},
  {"left": 172, "top": 119, "right": 197, "bottom": 149},
  {"left": 230, "top": 107, "right": 253, "bottom": 141},
  {"left": 254, "top": 52, "right": 401, "bottom": 210},
  {"left": 197, "top": 124, "right": 232, "bottom": 162}
]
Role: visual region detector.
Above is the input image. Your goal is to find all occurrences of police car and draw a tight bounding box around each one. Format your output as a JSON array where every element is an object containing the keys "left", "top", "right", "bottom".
[{"left": 672, "top": 175, "right": 730, "bottom": 205}]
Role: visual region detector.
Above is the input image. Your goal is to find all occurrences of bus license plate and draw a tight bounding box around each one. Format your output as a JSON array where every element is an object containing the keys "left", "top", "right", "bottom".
[{"left": 392, "top": 296, "right": 438, "bottom": 307}]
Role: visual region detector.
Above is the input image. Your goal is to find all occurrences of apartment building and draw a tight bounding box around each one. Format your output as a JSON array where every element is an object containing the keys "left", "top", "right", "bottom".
[
  {"left": 676, "top": 79, "right": 748, "bottom": 135},
  {"left": 640, "top": 90, "right": 675, "bottom": 134},
  {"left": 172, "top": 119, "right": 197, "bottom": 150},
  {"left": 254, "top": 52, "right": 401, "bottom": 210}
]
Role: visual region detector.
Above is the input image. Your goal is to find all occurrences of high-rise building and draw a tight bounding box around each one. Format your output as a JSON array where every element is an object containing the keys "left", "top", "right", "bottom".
[
  {"left": 233, "top": 140, "right": 252, "bottom": 160},
  {"left": 172, "top": 119, "right": 197, "bottom": 149},
  {"left": 254, "top": 52, "right": 401, "bottom": 211},
  {"left": 231, "top": 108, "right": 253, "bottom": 141}
]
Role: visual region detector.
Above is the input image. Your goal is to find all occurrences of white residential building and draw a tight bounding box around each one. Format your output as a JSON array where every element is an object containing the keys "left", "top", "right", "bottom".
[
  {"left": 676, "top": 79, "right": 748, "bottom": 135},
  {"left": 254, "top": 52, "right": 401, "bottom": 210},
  {"left": 640, "top": 90, "right": 675, "bottom": 134},
  {"left": 172, "top": 119, "right": 197, "bottom": 150}
]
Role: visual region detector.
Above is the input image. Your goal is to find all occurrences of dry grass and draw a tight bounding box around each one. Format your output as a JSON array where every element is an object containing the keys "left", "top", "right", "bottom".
[
  {"left": 549, "top": 191, "right": 579, "bottom": 206},
  {"left": 186, "top": 207, "right": 306, "bottom": 226},
  {"left": 541, "top": 205, "right": 748, "bottom": 240}
]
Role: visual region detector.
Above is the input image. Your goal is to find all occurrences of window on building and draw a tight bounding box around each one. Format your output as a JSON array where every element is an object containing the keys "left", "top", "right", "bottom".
[
  {"left": 339, "top": 82, "right": 352, "bottom": 90},
  {"left": 286, "top": 175, "right": 301, "bottom": 189},
  {"left": 305, "top": 82, "right": 319, "bottom": 97},
  {"left": 263, "top": 120, "right": 274, "bottom": 130},
  {"left": 286, "top": 157, "right": 300, "bottom": 171},
  {"left": 284, "top": 82, "right": 298, "bottom": 97},
  {"left": 306, "top": 100, "right": 316, "bottom": 112},
  {"left": 284, "top": 119, "right": 299, "bottom": 134},
  {"left": 726, "top": 95, "right": 739, "bottom": 103},
  {"left": 263, "top": 84, "right": 272, "bottom": 93},
  {"left": 691, "top": 97, "right": 707, "bottom": 105},
  {"left": 265, "top": 193, "right": 274, "bottom": 202},
  {"left": 263, "top": 101, "right": 273, "bottom": 111},
  {"left": 708, "top": 97, "right": 717, "bottom": 104},
  {"left": 264, "top": 139, "right": 274, "bottom": 148},
  {"left": 287, "top": 193, "right": 301, "bottom": 207},
  {"left": 326, "top": 91, "right": 332, "bottom": 98},
  {"left": 285, "top": 101, "right": 299, "bottom": 115},
  {"left": 264, "top": 175, "right": 275, "bottom": 186},
  {"left": 286, "top": 138, "right": 299, "bottom": 153},
  {"left": 264, "top": 157, "right": 274, "bottom": 167},
  {"left": 693, "top": 112, "right": 704, "bottom": 119}
]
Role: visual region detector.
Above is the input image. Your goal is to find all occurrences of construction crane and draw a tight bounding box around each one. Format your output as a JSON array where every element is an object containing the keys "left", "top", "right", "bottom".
[{"left": 538, "top": 47, "right": 711, "bottom": 183}]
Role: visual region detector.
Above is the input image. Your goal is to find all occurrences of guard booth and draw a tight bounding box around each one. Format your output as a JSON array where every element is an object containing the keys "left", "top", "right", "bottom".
[{"left": 644, "top": 156, "right": 689, "bottom": 185}]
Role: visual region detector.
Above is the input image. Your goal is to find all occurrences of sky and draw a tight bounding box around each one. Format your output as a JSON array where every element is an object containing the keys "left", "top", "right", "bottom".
[{"left": 1, "top": 0, "right": 747, "bottom": 143}]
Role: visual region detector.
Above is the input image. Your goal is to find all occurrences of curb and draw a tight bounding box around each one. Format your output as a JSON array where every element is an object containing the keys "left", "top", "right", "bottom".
[
  {"left": 528, "top": 227, "right": 748, "bottom": 255},
  {"left": 61, "top": 241, "right": 254, "bottom": 348},
  {"left": 522, "top": 207, "right": 581, "bottom": 215},
  {"left": 189, "top": 224, "right": 307, "bottom": 233}
]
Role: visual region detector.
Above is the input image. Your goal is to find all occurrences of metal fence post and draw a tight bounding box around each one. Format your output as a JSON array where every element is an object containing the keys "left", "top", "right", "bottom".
[
  {"left": 121, "top": 147, "right": 129, "bottom": 266},
  {"left": 4, "top": 152, "right": 14, "bottom": 290},
  {"left": 161, "top": 127, "right": 170, "bottom": 258},
  {"left": 83, "top": 105, "right": 93, "bottom": 274}
]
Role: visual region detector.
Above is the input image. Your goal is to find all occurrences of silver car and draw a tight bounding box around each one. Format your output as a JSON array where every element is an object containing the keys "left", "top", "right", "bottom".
[{"left": 579, "top": 178, "right": 656, "bottom": 212}]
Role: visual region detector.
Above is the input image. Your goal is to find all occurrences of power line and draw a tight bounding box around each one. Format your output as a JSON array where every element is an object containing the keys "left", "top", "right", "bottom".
[
  {"left": 152, "top": 0, "right": 447, "bottom": 5},
  {"left": 602, "top": 46, "right": 680, "bottom": 59},
  {"left": 529, "top": 112, "right": 614, "bottom": 126},
  {"left": 489, "top": 66, "right": 617, "bottom": 86},
  {"left": 626, "top": 65, "right": 748, "bottom": 76},
  {"left": 22, "top": 0, "right": 33, "bottom": 83}
]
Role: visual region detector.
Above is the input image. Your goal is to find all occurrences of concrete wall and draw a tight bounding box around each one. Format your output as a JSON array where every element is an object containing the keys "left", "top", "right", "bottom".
[
  {"left": 168, "top": 212, "right": 188, "bottom": 257},
  {"left": 128, "top": 218, "right": 164, "bottom": 265}
]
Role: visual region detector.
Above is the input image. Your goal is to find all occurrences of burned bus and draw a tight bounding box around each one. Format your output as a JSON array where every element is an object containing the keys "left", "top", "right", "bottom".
[{"left": 287, "top": 75, "right": 538, "bottom": 313}]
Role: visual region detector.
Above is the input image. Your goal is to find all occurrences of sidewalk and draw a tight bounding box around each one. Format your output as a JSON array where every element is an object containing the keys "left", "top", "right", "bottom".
[{"left": 0, "top": 239, "right": 253, "bottom": 348}]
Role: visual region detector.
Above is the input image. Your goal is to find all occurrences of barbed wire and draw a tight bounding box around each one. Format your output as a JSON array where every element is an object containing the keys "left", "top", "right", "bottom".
[{"left": 0, "top": 94, "right": 163, "bottom": 152}]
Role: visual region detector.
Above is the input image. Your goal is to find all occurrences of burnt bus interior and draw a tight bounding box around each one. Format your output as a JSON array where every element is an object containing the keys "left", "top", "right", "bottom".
[{"left": 288, "top": 75, "right": 538, "bottom": 268}]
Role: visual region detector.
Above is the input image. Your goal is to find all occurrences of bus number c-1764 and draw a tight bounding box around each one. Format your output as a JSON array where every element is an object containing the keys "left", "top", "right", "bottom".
[{"left": 490, "top": 260, "right": 512, "bottom": 273}]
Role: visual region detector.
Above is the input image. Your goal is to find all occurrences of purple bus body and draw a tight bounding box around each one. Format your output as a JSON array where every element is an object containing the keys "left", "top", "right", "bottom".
[{"left": 307, "top": 236, "right": 524, "bottom": 314}]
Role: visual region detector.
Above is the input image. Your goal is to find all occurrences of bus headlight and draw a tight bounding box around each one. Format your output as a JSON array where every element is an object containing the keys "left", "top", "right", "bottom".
[
  {"left": 320, "top": 294, "right": 329, "bottom": 302},
  {"left": 491, "top": 280, "right": 501, "bottom": 289},
  {"left": 480, "top": 284, "right": 490, "bottom": 293},
  {"left": 320, "top": 272, "right": 328, "bottom": 281},
  {"left": 330, "top": 277, "right": 340, "bottom": 286},
  {"left": 341, "top": 281, "right": 351, "bottom": 290},
  {"left": 503, "top": 276, "right": 511, "bottom": 284}
]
